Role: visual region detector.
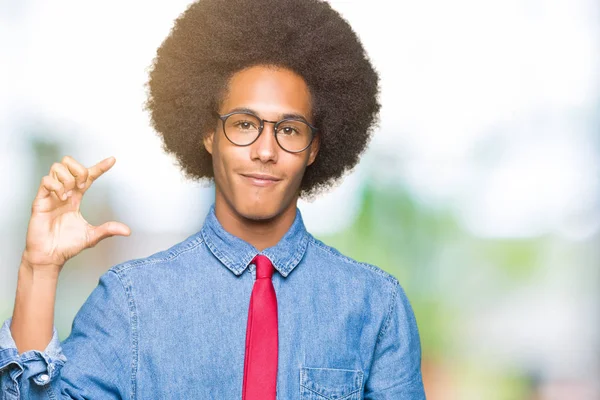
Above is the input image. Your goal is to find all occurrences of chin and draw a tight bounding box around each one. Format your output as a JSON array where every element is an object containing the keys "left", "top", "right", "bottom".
[{"left": 234, "top": 200, "right": 282, "bottom": 222}]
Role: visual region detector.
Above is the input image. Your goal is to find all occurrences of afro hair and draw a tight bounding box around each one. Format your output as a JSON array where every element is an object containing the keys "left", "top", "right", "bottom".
[{"left": 145, "top": 0, "right": 380, "bottom": 197}]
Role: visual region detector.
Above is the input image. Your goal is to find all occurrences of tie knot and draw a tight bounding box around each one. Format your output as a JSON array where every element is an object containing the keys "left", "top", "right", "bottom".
[{"left": 251, "top": 255, "right": 274, "bottom": 279}]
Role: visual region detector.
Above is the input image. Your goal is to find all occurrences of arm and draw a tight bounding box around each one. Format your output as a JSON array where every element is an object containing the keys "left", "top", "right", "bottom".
[
  {"left": 0, "top": 269, "right": 134, "bottom": 399},
  {"left": 10, "top": 156, "right": 129, "bottom": 353},
  {"left": 10, "top": 258, "right": 60, "bottom": 356},
  {"left": 364, "top": 280, "right": 426, "bottom": 399},
  {"left": 0, "top": 155, "right": 131, "bottom": 398}
]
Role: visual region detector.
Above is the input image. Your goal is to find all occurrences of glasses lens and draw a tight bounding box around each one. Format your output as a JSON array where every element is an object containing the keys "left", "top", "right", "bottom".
[
  {"left": 276, "top": 120, "right": 313, "bottom": 152},
  {"left": 223, "top": 113, "right": 261, "bottom": 145}
]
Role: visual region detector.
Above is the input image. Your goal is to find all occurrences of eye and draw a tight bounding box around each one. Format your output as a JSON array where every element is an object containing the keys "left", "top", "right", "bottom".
[
  {"left": 233, "top": 120, "right": 258, "bottom": 130},
  {"left": 279, "top": 126, "right": 299, "bottom": 135}
]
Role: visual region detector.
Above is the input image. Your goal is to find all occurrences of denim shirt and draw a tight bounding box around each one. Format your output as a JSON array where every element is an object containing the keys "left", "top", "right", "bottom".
[{"left": 0, "top": 204, "right": 425, "bottom": 399}]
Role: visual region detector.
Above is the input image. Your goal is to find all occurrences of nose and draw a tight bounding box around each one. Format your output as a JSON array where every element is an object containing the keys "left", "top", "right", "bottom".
[{"left": 251, "top": 122, "right": 278, "bottom": 163}]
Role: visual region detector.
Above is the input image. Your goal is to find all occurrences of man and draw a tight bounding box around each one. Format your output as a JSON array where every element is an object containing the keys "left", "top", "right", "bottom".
[{"left": 1, "top": 0, "right": 426, "bottom": 398}]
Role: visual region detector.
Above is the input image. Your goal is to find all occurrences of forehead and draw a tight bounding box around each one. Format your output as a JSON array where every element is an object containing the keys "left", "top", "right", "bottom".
[{"left": 220, "top": 65, "right": 312, "bottom": 120}]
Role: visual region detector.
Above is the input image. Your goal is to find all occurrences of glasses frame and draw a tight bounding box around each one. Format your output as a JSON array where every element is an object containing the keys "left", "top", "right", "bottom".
[{"left": 218, "top": 111, "right": 318, "bottom": 153}]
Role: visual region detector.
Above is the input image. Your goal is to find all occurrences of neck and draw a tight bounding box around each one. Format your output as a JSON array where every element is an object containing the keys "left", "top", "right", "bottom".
[{"left": 214, "top": 195, "right": 298, "bottom": 252}]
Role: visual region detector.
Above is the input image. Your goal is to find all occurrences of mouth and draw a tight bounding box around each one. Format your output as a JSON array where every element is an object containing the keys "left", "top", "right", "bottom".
[{"left": 240, "top": 173, "right": 282, "bottom": 187}]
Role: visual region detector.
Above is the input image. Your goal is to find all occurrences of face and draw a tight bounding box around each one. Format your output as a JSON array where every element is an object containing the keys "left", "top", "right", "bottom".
[{"left": 203, "top": 65, "right": 319, "bottom": 221}]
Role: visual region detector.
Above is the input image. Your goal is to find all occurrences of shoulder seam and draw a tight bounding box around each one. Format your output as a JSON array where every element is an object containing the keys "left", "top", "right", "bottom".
[
  {"left": 375, "top": 279, "right": 400, "bottom": 346},
  {"left": 307, "top": 236, "right": 397, "bottom": 284},
  {"left": 108, "top": 269, "right": 138, "bottom": 400},
  {"left": 306, "top": 236, "right": 403, "bottom": 345}
]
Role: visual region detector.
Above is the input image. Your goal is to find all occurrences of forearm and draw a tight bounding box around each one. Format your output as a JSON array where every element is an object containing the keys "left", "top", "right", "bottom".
[{"left": 10, "top": 256, "right": 60, "bottom": 354}]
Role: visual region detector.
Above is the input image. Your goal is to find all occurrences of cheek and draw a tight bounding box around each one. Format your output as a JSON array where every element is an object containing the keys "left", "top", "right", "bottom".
[
  {"left": 214, "top": 140, "right": 247, "bottom": 179},
  {"left": 213, "top": 135, "right": 232, "bottom": 168},
  {"left": 284, "top": 154, "right": 311, "bottom": 183}
]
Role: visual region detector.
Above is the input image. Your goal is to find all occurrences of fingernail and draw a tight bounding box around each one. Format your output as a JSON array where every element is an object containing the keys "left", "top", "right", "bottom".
[
  {"left": 62, "top": 193, "right": 67, "bottom": 200},
  {"left": 67, "top": 190, "right": 73, "bottom": 197},
  {"left": 78, "top": 183, "right": 85, "bottom": 189}
]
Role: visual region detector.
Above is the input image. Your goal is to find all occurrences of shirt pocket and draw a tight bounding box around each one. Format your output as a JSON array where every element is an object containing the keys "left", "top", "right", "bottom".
[{"left": 300, "top": 367, "right": 364, "bottom": 400}]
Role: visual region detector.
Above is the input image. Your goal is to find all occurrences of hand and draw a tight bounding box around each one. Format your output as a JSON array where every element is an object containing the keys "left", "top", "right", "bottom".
[{"left": 22, "top": 156, "right": 131, "bottom": 273}]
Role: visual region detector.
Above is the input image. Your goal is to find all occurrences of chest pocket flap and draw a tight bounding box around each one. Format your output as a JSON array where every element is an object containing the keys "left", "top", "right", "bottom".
[{"left": 300, "top": 367, "right": 364, "bottom": 400}]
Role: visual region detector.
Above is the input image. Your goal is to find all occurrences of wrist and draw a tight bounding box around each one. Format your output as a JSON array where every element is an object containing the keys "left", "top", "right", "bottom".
[{"left": 20, "top": 252, "right": 62, "bottom": 280}]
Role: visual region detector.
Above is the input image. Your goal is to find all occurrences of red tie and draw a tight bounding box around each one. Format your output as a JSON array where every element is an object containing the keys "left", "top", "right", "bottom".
[{"left": 242, "top": 255, "right": 278, "bottom": 400}]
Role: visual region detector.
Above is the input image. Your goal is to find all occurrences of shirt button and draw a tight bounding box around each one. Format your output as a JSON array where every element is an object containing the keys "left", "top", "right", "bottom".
[{"left": 39, "top": 374, "right": 49, "bottom": 382}]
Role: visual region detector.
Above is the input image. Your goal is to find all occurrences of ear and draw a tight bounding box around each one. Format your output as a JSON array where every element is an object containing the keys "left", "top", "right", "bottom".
[
  {"left": 306, "top": 134, "right": 320, "bottom": 166},
  {"left": 203, "top": 131, "right": 215, "bottom": 155}
]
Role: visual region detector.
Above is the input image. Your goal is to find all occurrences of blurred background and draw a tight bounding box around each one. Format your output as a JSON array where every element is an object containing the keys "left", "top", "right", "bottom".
[{"left": 1, "top": 0, "right": 598, "bottom": 398}]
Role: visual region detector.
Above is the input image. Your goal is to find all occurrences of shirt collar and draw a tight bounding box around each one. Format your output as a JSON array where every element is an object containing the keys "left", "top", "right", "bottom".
[{"left": 200, "top": 204, "right": 310, "bottom": 278}]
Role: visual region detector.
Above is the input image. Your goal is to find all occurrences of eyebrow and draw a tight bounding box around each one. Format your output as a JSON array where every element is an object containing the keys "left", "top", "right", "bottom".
[{"left": 226, "top": 107, "right": 310, "bottom": 123}]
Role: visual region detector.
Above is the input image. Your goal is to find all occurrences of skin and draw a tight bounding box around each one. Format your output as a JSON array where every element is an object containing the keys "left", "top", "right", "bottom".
[
  {"left": 203, "top": 64, "right": 319, "bottom": 250},
  {"left": 11, "top": 64, "right": 319, "bottom": 353},
  {"left": 12, "top": 156, "right": 130, "bottom": 353}
]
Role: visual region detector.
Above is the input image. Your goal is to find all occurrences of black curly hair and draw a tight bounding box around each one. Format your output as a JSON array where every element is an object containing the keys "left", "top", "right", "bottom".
[{"left": 145, "top": 0, "right": 380, "bottom": 197}]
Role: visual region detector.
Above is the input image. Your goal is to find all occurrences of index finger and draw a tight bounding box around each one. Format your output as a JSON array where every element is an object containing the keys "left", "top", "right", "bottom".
[
  {"left": 62, "top": 155, "right": 89, "bottom": 188},
  {"left": 87, "top": 156, "right": 117, "bottom": 183}
]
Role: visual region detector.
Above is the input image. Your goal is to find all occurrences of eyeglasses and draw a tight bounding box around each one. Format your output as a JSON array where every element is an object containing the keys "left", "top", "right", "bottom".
[{"left": 218, "top": 111, "right": 318, "bottom": 153}]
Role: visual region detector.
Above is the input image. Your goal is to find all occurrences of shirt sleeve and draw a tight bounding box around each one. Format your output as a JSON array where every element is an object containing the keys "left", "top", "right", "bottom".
[
  {"left": 364, "top": 279, "right": 426, "bottom": 400},
  {"left": 0, "top": 269, "right": 134, "bottom": 399}
]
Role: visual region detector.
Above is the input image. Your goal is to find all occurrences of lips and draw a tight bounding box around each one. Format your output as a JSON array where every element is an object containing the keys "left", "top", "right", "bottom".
[{"left": 240, "top": 173, "right": 282, "bottom": 187}]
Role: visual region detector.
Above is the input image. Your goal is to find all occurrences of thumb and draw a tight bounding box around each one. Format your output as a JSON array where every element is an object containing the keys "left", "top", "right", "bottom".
[{"left": 88, "top": 221, "right": 131, "bottom": 247}]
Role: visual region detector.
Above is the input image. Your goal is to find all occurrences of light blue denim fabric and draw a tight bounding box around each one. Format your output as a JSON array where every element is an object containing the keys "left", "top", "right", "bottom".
[{"left": 0, "top": 204, "right": 425, "bottom": 399}]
